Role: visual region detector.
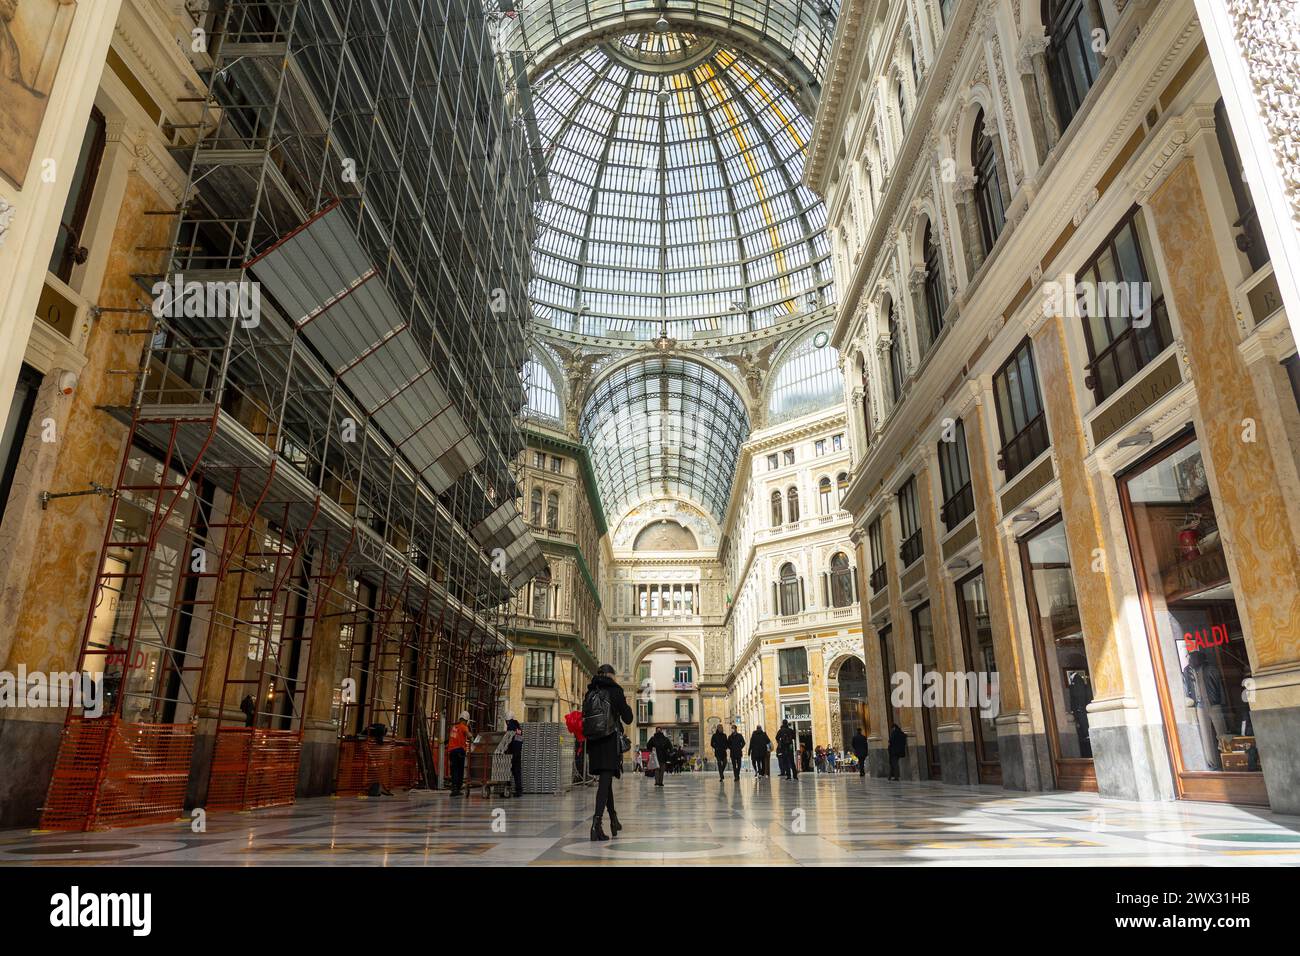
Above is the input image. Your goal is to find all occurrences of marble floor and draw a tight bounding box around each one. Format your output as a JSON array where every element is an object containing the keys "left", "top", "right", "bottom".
[{"left": 3, "top": 771, "right": 1300, "bottom": 866}]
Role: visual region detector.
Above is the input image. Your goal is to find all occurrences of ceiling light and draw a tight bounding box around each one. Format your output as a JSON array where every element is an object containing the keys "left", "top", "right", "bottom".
[{"left": 654, "top": 14, "right": 670, "bottom": 33}]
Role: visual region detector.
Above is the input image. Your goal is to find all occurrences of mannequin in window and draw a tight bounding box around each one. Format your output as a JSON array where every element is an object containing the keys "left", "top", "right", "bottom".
[
  {"left": 1067, "top": 671, "right": 1093, "bottom": 758},
  {"left": 1182, "top": 649, "right": 1227, "bottom": 770}
]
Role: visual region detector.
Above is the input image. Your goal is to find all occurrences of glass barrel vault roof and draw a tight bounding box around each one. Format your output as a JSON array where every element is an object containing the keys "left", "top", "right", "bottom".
[{"left": 528, "top": 34, "right": 833, "bottom": 339}]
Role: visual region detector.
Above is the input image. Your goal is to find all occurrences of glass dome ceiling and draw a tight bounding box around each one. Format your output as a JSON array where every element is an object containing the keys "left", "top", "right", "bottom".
[{"left": 528, "top": 33, "right": 834, "bottom": 341}]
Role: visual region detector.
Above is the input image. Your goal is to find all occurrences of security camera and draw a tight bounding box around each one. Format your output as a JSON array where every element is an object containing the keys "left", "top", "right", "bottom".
[{"left": 58, "top": 371, "right": 78, "bottom": 395}]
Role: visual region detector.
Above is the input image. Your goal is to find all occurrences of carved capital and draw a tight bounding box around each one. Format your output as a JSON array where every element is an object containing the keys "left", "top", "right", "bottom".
[{"left": 0, "top": 197, "right": 13, "bottom": 250}]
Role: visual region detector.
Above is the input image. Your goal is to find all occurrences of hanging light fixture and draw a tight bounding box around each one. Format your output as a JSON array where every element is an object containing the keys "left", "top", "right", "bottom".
[{"left": 654, "top": 13, "right": 670, "bottom": 33}]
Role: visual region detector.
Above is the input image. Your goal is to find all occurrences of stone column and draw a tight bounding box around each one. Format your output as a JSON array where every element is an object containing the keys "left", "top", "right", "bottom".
[
  {"left": 1145, "top": 155, "right": 1300, "bottom": 813},
  {"left": 909, "top": 264, "right": 932, "bottom": 356},
  {"left": 954, "top": 169, "right": 985, "bottom": 276},
  {"left": 1031, "top": 311, "right": 1170, "bottom": 802},
  {"left": 1018, "top": 33, "right": 1060, "bottom": 162},
  {"left": 881, "top": 495, "right": 924, "bottom": 780}
]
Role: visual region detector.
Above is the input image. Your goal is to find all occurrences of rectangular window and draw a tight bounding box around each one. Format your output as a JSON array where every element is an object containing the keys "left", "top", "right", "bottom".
[
  {"left": 676, "top": 697, "right": 693, "bottom": 723},
  {"left": 550, "top": 455, "right": 564, "bottom": 473},
  {"left": 525, "top": 650, "right": 555, "bottom": 688},
  {"left": 778, "top": 647, "right": 809, "bottom": 686},
  {"left": 938, "top": 418, "right": 974, "bottom": 531},
  {"left": 898, "top": 476, "right": 924, "bottom": 566},
  {"left": 49, "top": 107, "right": 106, "bottom": 283},
  {"left": 783, "top": 448, "right": 795, "bottom": 465},
  {"left": 0, "top": 364, "right": 42, "bottom": 528},
  {"left": 767, "top": 453, "right": 778, "bottom": 470},
  {"left": 992, "top": 338, "right": 1050, "bottom": 480},
  {"left": 533, "top": 451, "right": 546, "bottom": 468},
  {"left": 833, "top": 434, "right": 844, "bottom": 451},
  {"left": 637, "top": 699, "right": 654, "bottom": 724},
  {"left": 868, "top": 518, "right": 887, "bottom": 592},
  {"left": 673, "top": 663, "right": 693, "bottom": 687},
  {"left": 1078, "top": 208, "right": 1172, "bottom": 404},
  {"left": 815, "top": 438, "right": 826, "bottom": 456}
]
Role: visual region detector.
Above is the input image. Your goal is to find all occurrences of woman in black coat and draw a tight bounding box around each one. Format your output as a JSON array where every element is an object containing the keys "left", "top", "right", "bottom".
[
  {"left": 727, "top": 725, "right": 746, "bottom": 781},
  {"left": 710, "top": 726, "right": 729, "bottom": 781},
  {"left": 748, "top": 725, "right": 771, "bottom": 777},
  {"left": 585, "top": 665, "right": 633, "bottom": 840}
]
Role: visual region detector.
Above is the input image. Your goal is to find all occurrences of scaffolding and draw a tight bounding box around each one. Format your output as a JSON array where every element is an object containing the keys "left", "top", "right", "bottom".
[{"left": 41, "top": 0, "right": 545, "bottom": 830}]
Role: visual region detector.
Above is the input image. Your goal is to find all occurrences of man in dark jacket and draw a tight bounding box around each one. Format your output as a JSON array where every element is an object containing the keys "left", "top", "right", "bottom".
[
  {"left": 775, "top": 719, "right": 798, "bottom": 779},
  {"left": 727, "top": 724, "right": 745, "bottom": 781},
  {"left": 646, "top": 727, "right": 671, "bottom": 787},
  {"left": 505, "top": 712, "right": 524, "bottom": 796},
  {"left": 887, "top": 723, "right": 907, "bottom": 781},
  {"left": 851, "top": 727, "right": 870, "bottom": 778},
  {"left": 710, "top": 725, "right": 729, "bottom": 781},
  {"left": 584, "top": 664, "right": 634, "bottom": 840},
  {"left": 748, "top": 725, "right": 771, "bottom": 777}
]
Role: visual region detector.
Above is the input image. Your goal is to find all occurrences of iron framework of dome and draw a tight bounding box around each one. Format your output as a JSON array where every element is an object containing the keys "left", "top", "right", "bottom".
[{"left": 527, "top": 32, "right": 835, "bottom": 341}]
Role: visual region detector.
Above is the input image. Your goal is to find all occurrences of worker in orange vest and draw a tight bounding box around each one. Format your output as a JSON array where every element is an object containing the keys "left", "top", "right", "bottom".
[{"left": 448, "top": 711, "right": 472, "bottom": 797}]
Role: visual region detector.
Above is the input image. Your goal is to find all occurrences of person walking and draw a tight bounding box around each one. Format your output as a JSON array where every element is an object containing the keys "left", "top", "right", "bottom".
[
  {"left": 775, "top": 719, "right": 797, "bottom": 779},
  {"left": 582, "top": 663, "right": 633, "bottom": 841},
  {"left": 851, "top": 727, "right": 869, "bottom": 778},
  {"left": 887, "top": 722, "right": 907, "bottom": 781},
  {"left": 447, "top": 711, "right": 472, "bottom": 797},
  {"left": 504, "top": 712, "right": 524, "bottom": 796},
  {"left": 727, "top": 724, "right": 745, "bottom": 781},
  {"left": 646, "top": 727, "right": 671, "bottom": 787},
  {"left": 710, "top": 725, "right": 729, "bottom": 781},
  {"left": 748, "top": 725, "right": 771, "bottom": 777}
]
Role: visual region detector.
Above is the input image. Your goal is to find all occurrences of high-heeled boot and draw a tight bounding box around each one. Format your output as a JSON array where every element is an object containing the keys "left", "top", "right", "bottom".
[
  {"left": 590, "top": 816, "right": 609, "bottom": 841},
  {"left": 608, "top": 811, "right": 622, "bottom": 836}
]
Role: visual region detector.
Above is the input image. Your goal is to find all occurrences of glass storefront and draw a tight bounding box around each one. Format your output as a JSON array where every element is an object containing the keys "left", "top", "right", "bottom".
[
  {"left": 955, "top": 569, "right": 1001, "bottom": 782},
  {"left": 910, "top": 602, "right": 941, "bottom": 779},
  {"left": 878, "top": 623, "right": 896, "bottom": 733},
  {"left": 1119, "top": 432, "right": 1266, "bottom": 804},
  {"left": 1019, "top": 516, "right": 1097, "bottom": 791}
]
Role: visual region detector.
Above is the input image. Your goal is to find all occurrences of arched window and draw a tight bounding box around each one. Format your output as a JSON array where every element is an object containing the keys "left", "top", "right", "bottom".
[
  {"left": 923, "top": 219, "right": 948, "bottom": 345},
  {"left": 972, "top": 109, "right": 1007, "bottom": 255},
  {"left": 530, "top": 487, "right": 542, "bottom": 526},
  {"left": 1044, "top": 0, "right": 1102, "bottom": 132},
  {"left": 887, "top": 300, "right": 905, "bottom": 403},
  {"left": 830, "top": 552, "right": 855, "bottom": 608},
  {"left": 778, "top": 562, "right": 803, "bottom": 616},
  {"left": 787, "top": 486, "right": 800, "bottom": 523},
  {"left": 910, "top": 44, "right": 920, "bottom": 91},
  {"left": 532, "top": 565, "right": 552, "bottom": 620},
  {"left": 897, "top": 81, "right": 908, "bottom": 131},
  {"left": 767, "top": 328, "right": 843, "bottom": 424},
  {"left": 524, "top": 357, "right": 562, "bottom": 420},
  {"left": 770, "top": 490, "right": 783, "bottom": 527},
  {"left": 818, "top": 477, "right": 832, "bottom": 515},
  {"left": 837, "top": 471, "right": 850, "bottom": 507},
  {"left": 546, "top": 491, "right": 559, "bottom": 531}
]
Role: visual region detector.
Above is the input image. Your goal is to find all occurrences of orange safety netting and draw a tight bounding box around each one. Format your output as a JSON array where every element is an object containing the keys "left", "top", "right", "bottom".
[
  {"left": 41, "top": 717, "right": 195, "bottom": 831},
  {"left": 335, "top": 738, "right": 419, "bottom": 795},
  {"left": 206, "top": 727, "right": 303, "bottom": 812}
]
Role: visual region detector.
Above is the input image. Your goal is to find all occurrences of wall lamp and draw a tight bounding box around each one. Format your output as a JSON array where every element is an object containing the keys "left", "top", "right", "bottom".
[
  {"left": 1117, "top": 430, "right": 1154, "bottom": 448},
  {"left": 1012, "top": 509, "right": 1040, "bottom": 524}
]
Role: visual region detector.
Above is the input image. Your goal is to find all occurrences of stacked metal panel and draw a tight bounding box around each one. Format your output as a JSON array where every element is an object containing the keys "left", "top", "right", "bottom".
[{"left": 521, "top": 722, "right": 575, "bottom": 795}]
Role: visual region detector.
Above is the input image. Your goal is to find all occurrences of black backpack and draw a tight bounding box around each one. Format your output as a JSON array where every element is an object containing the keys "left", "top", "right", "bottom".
[{"left": 582, "top": 685, "right": 616, "bottom": 741}]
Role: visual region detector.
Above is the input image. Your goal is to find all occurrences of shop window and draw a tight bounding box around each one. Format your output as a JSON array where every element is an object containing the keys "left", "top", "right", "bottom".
[
  {"left": 868, "top": 518, "right": 887, "bottom": 592},
  {"left": 525, "top": 650, "right": 555, "bottom": 688},
  {"left": 778, "top": 647, "right": 809, "bottom": 686},
  {"left": 1044, "top": 0, "right": 1103, "bottom": 133},
  {"left": 972, "top": 109, "right": 1007, "bottom": 256},
  {"left": 938, "top": 418, "right": 974, "bottom": 531},
  {"left": 1078, "top": 208, "right": 1172, "bottom": 404},
  {"left": 993, "top": 338, "right": 1050, "bottom": 479},
  {"left": 1019, "top": 516, "right": 1096, "bottom": 789},
  {"left": 0, "top": 364, "right": 42, "bottom": 528},
  {"left": 49, "top": 107, "right": 106, "bottom": 283},
  {"left": 878, "top": 625, "right": 896, "bottom": 728},
  {"left": 911, "top": 602, "right": 941, "bottom": 779},
  {"left": 1119, "top": 434, "right": 1263, "bottom": 793},
  {"left": 956, "top": 570, "right": 1001, "bottom": 775},
  {"left": 898, "top": 475, "right": 923, "bottom": 566}
]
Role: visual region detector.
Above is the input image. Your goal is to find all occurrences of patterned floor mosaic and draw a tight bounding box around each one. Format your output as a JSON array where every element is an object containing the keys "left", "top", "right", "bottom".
[{"left": 3, "top": 772, "right": 1299, "bottom": 866}]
